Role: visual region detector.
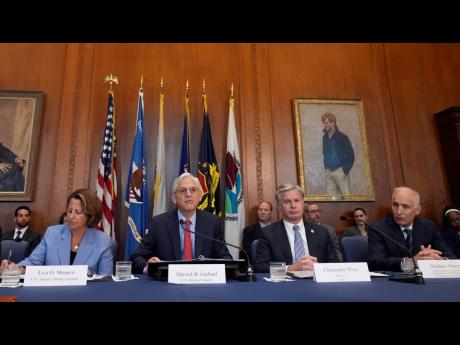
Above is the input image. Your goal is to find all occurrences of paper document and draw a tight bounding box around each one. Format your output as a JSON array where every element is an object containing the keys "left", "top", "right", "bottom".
[{"left": 286, "top": 270, "right": 314, "bottom": 279}]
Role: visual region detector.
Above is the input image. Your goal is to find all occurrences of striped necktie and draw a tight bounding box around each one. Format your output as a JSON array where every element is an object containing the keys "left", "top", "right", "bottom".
[{"left": 293, "top": 225, "right": 305, "bottom": 262}]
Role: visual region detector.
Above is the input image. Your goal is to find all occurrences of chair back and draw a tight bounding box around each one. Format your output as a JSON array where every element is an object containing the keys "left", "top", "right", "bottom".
[
  {"left": 341, "top": 236, "right": 368, "bottom": 262},
  {"left": 0, "top": 240, "right": 30, "bottom": 263},
  {"left": 251, "top": 239, "right": 259, "bottom": 262}
]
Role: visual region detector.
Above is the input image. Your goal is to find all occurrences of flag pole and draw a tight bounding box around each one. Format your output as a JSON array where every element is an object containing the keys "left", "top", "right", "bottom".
[
  {"left": 104, "top": 73, "right": 119, "bottom": 205},
  {"left": 202, "top": 78, "right": 207, "bottom": 113}
]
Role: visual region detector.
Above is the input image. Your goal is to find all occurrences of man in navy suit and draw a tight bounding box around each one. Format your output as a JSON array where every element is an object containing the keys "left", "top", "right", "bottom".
[
  {"left": 1, "top": 206, "right": 41, "bottom": 257},
  {"left": 130, "top": 172, "right": 232, "bottom": 274},
  {"left": 240, "top": 200, "right": 272, "bottom": 264},
  {"left": 368, "top": 186, "right": 456, "bottom": 272},
  {"left": 254, "top": 183, "right": 339, "bottom": 273}
]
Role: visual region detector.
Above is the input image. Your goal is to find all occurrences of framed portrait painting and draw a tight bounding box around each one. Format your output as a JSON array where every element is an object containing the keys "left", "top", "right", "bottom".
[
  {"left": 0, "top": 90, "right": 44, "bottom": 201},
  {"left": 293, "top": 98, "right": 374, "bottom": 201}
]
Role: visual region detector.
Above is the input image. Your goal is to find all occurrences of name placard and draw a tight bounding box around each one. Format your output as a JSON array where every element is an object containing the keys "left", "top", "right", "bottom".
[
  {"left": 23, "top": 265, "right": 88, "bottom": 286},
  {"left": 168, "top": 264, "right": 226, "bottom": 284},
  {"left": 417, "top": 260, "right": 460, "bottom": 278},
  {"left": 313, "top": 263, "right": 371, "bottom": 282}
]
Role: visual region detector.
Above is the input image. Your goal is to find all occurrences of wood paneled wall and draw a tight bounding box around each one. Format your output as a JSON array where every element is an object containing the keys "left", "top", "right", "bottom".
[{"left": 1, "top": 43, "right": 459, "bottom": 257}]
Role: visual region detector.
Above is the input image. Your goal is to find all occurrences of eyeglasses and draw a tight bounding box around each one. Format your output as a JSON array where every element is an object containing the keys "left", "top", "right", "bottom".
[
  {"left": 176, "top": 187, "right": 199, "bottom": 195},
  {"left": 308, "top": 209, "right": 321, "bottom": 214}
]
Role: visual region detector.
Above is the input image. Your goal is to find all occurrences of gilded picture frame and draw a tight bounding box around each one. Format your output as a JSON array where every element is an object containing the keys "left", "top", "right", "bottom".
[
  {"left": 0, "top": 90, "right": 44, "bottom": 201},
  {"left": 293, "top": 98, "right": 374, "bottom": 201}
]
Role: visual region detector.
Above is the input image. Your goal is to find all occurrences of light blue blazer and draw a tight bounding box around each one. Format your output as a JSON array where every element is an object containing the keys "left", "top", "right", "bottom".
[{"left": 18, "top": 224, "right": 113, "bottom": 275}]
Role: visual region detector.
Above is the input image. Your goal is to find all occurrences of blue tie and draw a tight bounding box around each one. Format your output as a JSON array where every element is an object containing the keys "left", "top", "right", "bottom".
[
  {"left": 293, "top": 225, "right": 305, "bottom": 262},
  {"left": 403, "top": 229, "right": 412, "bottom": 252}
]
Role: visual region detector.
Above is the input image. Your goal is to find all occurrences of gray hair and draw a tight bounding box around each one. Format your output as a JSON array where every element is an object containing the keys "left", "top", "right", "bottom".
[
  {"left": 393, "top": 186, "right": 420, "bottom": 207},
  {"left": 275, "top": 183, "right": 304, "bottom": 203},
  {"left": 172, "top": 172, "right": 202, "bottom": 194}
]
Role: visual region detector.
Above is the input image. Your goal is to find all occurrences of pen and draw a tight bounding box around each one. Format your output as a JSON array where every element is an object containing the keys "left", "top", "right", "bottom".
[{"left": 8, "top": 250, "right": 12, "bottom": 264}]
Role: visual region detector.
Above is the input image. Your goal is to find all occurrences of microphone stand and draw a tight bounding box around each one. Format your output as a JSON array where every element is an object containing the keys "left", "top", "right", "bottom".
[
  {"left": 340, "top": 216, "right": 425, "bottom": 285},
  {"left": 179, "top": 220, "right": 256, "bottom": 282}
]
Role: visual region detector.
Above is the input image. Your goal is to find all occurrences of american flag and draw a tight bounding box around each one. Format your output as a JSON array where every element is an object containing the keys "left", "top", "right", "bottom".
[{"left": 96, "top": 91, "right": 118, "bottom": 240}]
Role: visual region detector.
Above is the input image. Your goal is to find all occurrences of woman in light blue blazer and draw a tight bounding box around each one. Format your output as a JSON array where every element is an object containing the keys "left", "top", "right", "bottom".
[{"left": 6, "top": 189, "right": 113, "bottom": 275}]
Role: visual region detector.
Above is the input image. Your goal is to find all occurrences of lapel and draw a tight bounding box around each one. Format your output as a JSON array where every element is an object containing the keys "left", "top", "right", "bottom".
[
  {"left": 194, "top": 211, "right": 204, "bottom": 258},
  {"left": 5, "top": 230, "right": 15, "bottom": 240},
  {"left": 58, "top": 225, "right": 71, "bottom": 265},
  {"left": 166, "top": 210, "right": 181, "bottom": 260},
  {"left": 74, "top": 229, "right": 94, "bottom": 265},
  {"left": 277, "top": 221, "right": 293, "bottom": 263},
  {"left": 304, "top": 220, "right": 316, "bottom": 255},
  {"left": 387, "top": 217, "right": 409, "bottom": 256},
  {"left": 255, "top": 223, "right": 263, "bottom": 239},
  {"left": 21, "top": 229, "right": 31, "bottom": 242},
  {"left": 411, "top": 218, "right": 422, "bottom": 254}
]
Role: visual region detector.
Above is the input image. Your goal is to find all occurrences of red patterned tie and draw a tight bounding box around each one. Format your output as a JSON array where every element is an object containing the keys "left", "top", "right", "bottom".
[{"left": 183, "top": 219, "right": 193, "bottom": 260}]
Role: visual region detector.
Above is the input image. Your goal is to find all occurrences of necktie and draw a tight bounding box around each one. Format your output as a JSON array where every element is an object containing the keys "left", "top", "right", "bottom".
[
  {"left": 183, "top": 219, "right": 193, "bottom": 260},
  {"left": 403, "top": 229, "right": 412, "bottom": 252},
  {"left": 14, "top": 231, "right": 22, "bottom": 241},
  {"left": 293, "top": 225, "right": 305, "bottom": 262}
]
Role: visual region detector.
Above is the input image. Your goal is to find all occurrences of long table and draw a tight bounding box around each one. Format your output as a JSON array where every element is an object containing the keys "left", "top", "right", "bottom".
[{"left": 1, "top": 274, "right": 460, "bottom": 302}]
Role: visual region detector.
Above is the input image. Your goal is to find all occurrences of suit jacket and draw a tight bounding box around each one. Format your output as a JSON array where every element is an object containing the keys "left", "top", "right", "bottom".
[
  {"left": 322, "top": 129, "right": 355, "bottom": 175},
  {"left": 130, "top": 209, "right": 232, "bottom": 274},
  {"left": 241, "top": 223, "right": 264, "bottom": 263},
  {"left": 1, "top": 228, "right": 41, "bottom": 256},
  {"left": 441, "top": 226, "right": 460, "bottom": 259},
  {"left": 254, "top": 219, "right": 339, "bottom": 273},
  {"left": 319, "top": 223, "right": 343, "bottom": 262},
  {"left": 368, "top": 216, "right": 456, "bottom": 272},
  {"left": 342, "top": 225, "right": 368, "bottom": 237},
  {"left": 17, "top": 224, "right": 113, "bottom": 275}
]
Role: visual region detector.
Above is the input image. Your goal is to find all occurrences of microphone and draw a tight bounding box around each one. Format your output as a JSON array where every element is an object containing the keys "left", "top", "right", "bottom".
[
  {"left": 179, "top": 219, "right": 256, "bottom": 282},
  {"left": 339, "top": 216, "right": 425, "bottom": 284}
]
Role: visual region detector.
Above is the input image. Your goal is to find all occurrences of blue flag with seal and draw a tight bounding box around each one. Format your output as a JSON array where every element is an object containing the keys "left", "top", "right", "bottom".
[{"left": 124, "top": 83, "right": 149, "bottom": 260}]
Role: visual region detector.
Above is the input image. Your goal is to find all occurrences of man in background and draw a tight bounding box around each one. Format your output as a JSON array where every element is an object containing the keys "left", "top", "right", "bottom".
[
  {"left": 241, "top": 200, "right": 272, "bottom": 264},
  {"left": 1, "top": 206, "right": 41, "bottom": 256},
  {"left": 304, "top": 201, "right": 343, "bottom": 261}
]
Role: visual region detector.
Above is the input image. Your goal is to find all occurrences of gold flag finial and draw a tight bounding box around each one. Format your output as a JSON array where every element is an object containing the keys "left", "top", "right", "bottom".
[
  {"left": 202, "top": 79, "right": 206, "bottom": 94},
  {"left": 140, "top": 75, "right": 144, "bottom": 90},
  {"left": 104, "top": 74, "right": 119, "bottom": 91},
  {"left": 185, "top": 80, "right": 189, "bottom": 98},
  {"left": 231, "top": 83, "right": 234, "bottom": 98},
  {"left": 160, "top": 77, "right": 164, "bottom": 95}
]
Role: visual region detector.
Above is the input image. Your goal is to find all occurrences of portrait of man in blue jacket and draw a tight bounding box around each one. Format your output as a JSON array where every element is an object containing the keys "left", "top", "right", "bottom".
[{"left": 322, "top": 112, "right": 354, "bottom": 196}]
